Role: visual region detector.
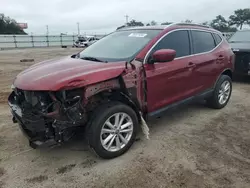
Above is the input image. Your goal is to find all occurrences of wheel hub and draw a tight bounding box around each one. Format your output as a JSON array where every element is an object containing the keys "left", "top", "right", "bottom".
[
  {"left": 218, "top": 80, "right": 231, "bottom": 105},
  {"left": 100, "top": 112, "right": 134, "bottom": 152}
]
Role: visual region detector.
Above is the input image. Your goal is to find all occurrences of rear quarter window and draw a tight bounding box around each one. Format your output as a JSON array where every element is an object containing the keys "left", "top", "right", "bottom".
[
  {"left": 213, "top": 33, "right": 223, "bottom": 45},
  {"left": 191, "top": 30, "right": 216, "bottom": 54}
]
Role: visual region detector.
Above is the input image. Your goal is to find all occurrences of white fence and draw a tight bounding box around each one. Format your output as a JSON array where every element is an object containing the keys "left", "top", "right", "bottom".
[{"left": 0, "top": 34, "right": 105, "bottom": 49}]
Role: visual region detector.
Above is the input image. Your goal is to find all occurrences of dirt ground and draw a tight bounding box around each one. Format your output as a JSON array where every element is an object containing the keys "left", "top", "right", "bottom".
[{"left": 0, "top": 47, "right": 250, "bottom": 188}]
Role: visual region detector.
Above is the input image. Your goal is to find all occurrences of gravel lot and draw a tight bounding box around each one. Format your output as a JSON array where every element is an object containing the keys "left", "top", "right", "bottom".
[{"left": 0, "top": 48, "right": 250, "bottom": 188}]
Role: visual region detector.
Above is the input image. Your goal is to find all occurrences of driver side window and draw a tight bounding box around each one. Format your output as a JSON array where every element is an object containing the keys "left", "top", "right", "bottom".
[{"left": 148, "top": 30, "right": 191, "bottom": 63}]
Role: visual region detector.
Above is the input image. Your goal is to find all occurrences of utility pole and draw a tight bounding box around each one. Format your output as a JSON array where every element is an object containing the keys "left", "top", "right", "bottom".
[
  {"left": 125, "top": 15, "right": 129, "bottom": 25},
  {"left": 46, "top": 25, "right": 49, "bottom": 35},
  {"left": 77, "top": 22, "right": 80, "bottom": 36},
  {"left": 46, "top": 25, "right": 49, "bottom": 47}
]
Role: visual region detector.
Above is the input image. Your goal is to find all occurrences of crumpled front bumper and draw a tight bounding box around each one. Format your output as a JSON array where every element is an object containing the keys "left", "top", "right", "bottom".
[{"left": 8, "top": 91, "right": 57, "bottom": 148}]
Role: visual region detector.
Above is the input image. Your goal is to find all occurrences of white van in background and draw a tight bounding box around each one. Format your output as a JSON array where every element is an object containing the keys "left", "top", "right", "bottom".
[{"left": 73, "top": 36, "right": 99, "bottom": 47}]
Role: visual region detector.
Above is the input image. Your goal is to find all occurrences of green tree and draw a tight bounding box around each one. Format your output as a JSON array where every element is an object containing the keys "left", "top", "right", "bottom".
[
  {"left": 229, "top": 8, "right": 250, "bottom": 29},
  {"left": 161, "top": 21, "right": 173, "bottom": 25},
  {"left": 210, "top": 15, "right": 237, "bottom": 32},
  {"left": 201, "top": 21, "right": 209, "bottom": 26},
  {"left": 0, "top": 14, "right": 27, "bottom": 34},
  {"left": 182, "top": 19, "right": 193, "bottom": 23},
  {"left": 150, "top": 20, "right": 157, "bottom": 26},
  {"left": 127, "top": 19, "right": 144, "bottom": 27},
  {"left": 145, "top": 21, "right": 157, "bottom": 26},
  {"left": 116, "top": 19, "right": 144, "bottom": 30}
]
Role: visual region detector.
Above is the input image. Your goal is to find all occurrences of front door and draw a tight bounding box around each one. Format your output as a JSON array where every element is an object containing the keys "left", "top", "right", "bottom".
[{"left": 144, "top": 30, "right": 194, "bottom": 113}]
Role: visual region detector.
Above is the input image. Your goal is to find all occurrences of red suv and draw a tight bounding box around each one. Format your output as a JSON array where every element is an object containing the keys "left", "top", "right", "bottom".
[{"left": 8, "top": 23, "right": 234, "bottom": 159}]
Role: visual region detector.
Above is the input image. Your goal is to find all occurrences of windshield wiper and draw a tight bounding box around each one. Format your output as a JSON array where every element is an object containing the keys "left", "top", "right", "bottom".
[{"left": 80, "top": 56, "right": 107, "bottom": 63}]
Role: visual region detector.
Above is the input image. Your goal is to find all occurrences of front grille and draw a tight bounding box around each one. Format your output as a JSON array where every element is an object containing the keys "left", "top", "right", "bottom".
[
  {"left": 234, "top": 52, "right": 250, "bottom": 74},
  {"left": 23, "top": 91, "right": 38, "bottom": 106}
]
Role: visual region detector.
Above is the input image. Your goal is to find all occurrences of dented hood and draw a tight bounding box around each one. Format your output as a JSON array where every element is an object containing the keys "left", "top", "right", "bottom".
[{"left": 14, "top": 56, "right": 126, "bottom": 91}]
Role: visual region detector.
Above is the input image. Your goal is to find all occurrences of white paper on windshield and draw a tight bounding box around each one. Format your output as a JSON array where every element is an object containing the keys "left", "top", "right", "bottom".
[{"left": 128, "top": 33, "right": 147, "bottom": 37}]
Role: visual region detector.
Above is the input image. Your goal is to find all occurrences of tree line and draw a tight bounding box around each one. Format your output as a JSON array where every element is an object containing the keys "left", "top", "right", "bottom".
[
  {"left": 117, "top": 8, "right": 250, "bottom": 32},
  {"left": 0, "top": 14, "right": 27, "bottom": 34}
]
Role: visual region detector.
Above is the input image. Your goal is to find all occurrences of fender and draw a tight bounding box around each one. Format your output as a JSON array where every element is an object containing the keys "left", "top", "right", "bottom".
[{"left": 213, "top": 68, "right": 233, "bottom": 88}]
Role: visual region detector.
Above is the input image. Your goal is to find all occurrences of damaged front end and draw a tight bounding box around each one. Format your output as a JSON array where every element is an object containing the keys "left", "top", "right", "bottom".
[{"left": 8, "top": 87, "right": 86, "bottom": 148}]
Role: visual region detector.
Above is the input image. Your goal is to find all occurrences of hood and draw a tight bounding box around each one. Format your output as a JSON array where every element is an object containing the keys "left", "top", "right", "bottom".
[
  {"left": 14, "top": 56, "right": 126, "bottom": 91},
  {"left": 229, "top": 42, "right": 250, "bottom": 52}
]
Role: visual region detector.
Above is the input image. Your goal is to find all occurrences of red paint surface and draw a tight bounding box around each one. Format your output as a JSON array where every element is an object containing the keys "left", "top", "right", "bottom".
[
  {"left": 13, "top": 25, "right": 234, "bottom": 115},
  {"left": 14, "top": 56, "right": 125, "bottom": 91},
  {"left": 143, "top": 37, "right": 234, "bottom": 112},
  {"left": 152, "top": 49, "right": 176, "bottom": 62}
]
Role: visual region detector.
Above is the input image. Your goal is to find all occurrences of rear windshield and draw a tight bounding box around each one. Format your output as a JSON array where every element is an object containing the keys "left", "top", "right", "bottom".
[
  {"left": 229, "top": 30, "right": 250, "bottom": 42},
  {"left": 79, "top": 29, "right": 162, "bottom": 62}
]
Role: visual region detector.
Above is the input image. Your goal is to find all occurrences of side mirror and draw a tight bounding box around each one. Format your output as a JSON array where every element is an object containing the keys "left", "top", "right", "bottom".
[{"left": 151, "top": 49, "right": 176, "bottom": 63}]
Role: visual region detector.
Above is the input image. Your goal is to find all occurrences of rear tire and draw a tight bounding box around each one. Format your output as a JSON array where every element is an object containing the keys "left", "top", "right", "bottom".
[
  {"left": 88, "top": 102, "right": 138, "bottom": 159},
  {"left": 206, "top": 75, "right": 232, "bottom": 109}
]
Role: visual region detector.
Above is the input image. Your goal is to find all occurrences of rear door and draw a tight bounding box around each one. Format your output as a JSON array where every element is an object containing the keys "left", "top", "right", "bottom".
[
  {"left": 190, "top": 30, "right": 219, "bottom": 92},
  {"left": 145, "top": 30, "right": 194, "bottom": 113}
]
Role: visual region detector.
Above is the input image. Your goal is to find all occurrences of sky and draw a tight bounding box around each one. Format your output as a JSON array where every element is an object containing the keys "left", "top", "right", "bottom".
[{"left": 0, "top": 0, "right": 249, "bottom": 35}]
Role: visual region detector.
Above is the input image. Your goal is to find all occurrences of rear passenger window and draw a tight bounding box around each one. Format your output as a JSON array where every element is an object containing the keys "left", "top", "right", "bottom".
[
  {"left": 150, "top": 30, "right": 190, "bottom": 59},
  {"left": 192, "top": 31, "right": 216, "bottom": 54},
  {"left": 213, "top": 33, "right": 222, "bottom": 45}
]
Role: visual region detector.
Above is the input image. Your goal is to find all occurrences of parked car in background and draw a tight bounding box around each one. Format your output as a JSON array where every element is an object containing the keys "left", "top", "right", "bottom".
[
  {"left": 229, "top": 30, "right": 250, "bottom": 76},
  {"left": 73, "top": 36, "right": 99, "bottom": 47},
  {"left": 8, "top": 23, "right": 234, "bottom": 159},
  {"left": 83, "top": 36, "right": 99, "bottom": 46},
  {"left": 73, "top": 36, "right": 86, "bottom": 47}
]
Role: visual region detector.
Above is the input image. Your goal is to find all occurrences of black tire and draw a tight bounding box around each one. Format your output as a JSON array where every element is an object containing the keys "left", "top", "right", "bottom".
[
  {"left": 87, "top": 101, "right": 139, "bottom": 159},
  {"left": 206, "top": 75, "right": 232, "bottom": 109}
]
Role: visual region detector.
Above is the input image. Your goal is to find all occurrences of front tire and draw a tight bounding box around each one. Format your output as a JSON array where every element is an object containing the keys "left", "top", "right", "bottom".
[
  {"left": 206, "top": 75, "right": 232, "bottom": 109},
  {"left": 88, "top": 102, "right": 138, "bottom": 159}
]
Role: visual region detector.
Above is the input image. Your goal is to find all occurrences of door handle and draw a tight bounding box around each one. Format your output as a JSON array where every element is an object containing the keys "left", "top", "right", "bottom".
[
  {"left": 187, "top": 62, "right": 196, "bottom": 68},
  {"left": 217, "top": 55, "right": 225, "bottom": 61}
]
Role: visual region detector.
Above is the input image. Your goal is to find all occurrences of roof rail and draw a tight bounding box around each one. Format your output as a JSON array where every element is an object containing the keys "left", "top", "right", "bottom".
[{"left": 174, "top": 23, "right": 211, "bottom": 28}]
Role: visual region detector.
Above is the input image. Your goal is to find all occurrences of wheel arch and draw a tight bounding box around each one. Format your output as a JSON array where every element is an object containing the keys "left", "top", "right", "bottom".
[
  {"left": 213, "top": 68, "right": 233, "bottom": 88},
  {"left": 221, "top": 69, "right": 233, "bottom": 79},
  {"left": 84, "top": 78, "right": 142, "bottom": 124}
]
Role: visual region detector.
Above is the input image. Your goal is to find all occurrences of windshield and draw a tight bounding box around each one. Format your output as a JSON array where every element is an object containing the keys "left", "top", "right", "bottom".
[
  {"left": 229, "top": 30, "right": 250, "bottom": 42},
  {"left": 79, "top": 29, "right": 162, "bottom": 62}
]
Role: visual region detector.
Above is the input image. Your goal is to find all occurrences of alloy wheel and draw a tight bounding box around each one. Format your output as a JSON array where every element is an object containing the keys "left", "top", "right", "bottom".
[
  {"left": 100, "top": 112, "right": 134, "bottom": 152},
  {"left": 218, "top": 80, "right": 231, "bottom": 105}
]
